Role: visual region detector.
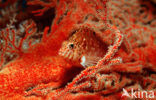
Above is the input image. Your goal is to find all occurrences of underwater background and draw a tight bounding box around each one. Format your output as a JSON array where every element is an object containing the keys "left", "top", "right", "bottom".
[{"left": 0, "top": 0, "right": 156, "bottom": 100}]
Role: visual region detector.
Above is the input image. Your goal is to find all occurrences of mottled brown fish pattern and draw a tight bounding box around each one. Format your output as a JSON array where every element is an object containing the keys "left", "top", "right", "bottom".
[{"left": 59, "top": 27, "right": 108, "bottom": 67}]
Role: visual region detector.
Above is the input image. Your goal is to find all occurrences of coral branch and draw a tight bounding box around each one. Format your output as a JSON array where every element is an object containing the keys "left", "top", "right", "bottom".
[
  {"left": 96, "top": 26, "right": 123, "bottom": 67},
  {"left": 42, "top": 26, "right": 49, "bottom": 42},
  {"left": 0, "top": 19, "right": 37, "bottom": 68},
  {"left": 27, "top": 0, "right": 56, "bottom": 16}
]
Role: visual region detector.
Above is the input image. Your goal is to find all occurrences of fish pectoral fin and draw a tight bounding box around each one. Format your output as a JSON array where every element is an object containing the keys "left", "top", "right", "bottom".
[{"left": 80, "top": 55, "right": 101, "bottom": 68}]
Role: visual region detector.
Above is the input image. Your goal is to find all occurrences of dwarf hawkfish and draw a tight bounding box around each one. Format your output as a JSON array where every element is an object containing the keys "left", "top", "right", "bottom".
[{"left": 59, "top": 27, "right": 108, "bottom": 67}]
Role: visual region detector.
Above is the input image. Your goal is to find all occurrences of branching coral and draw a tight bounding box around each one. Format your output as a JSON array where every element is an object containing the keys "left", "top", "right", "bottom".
[
  {"left": 27, "top": 0, "right": 56, "bottom": 16},
  {"left": 0, "top": 0, "right": 156, "bottom": 100},
  {"left": 0, "top": 18, "right": 37, "bottom": 69}
]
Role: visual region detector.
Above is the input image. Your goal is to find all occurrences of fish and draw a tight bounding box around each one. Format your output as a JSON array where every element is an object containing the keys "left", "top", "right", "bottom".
[{"left": 58, "top": 27, "right": 108, "bottom": 67}]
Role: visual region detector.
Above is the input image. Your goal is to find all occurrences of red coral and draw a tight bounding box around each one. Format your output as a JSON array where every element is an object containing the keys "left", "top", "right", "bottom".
[{"left": 0, "top": 0, "right": 156, "bottom": 100}]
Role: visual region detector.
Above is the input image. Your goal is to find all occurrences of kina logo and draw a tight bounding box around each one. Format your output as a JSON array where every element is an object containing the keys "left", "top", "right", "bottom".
[{"left": 121, "top": 88, "right": 155, "bottom": 99}]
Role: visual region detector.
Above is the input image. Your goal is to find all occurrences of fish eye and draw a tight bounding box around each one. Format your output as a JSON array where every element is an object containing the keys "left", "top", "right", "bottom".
[{"left": 69, "top": 43, "right": 74, "bottom": 49}]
